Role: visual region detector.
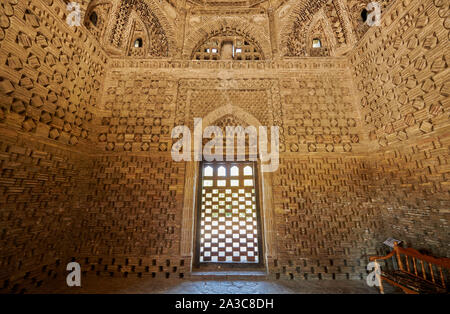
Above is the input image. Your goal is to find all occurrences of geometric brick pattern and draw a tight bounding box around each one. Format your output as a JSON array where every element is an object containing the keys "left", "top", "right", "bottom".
[
  {"left": 76, "top": 155, "right": 185, "bottom": 258},
  {"left": 98, "top": 72, "right": 176, "bottom": 152},
  {"left": 350, "top": 0, "right": 449, "bottom": 149},
  {"left": 175, "top": 78, "right": 283, "bottom": 133},
  {"left": 0, "top": 0, "right": 449, "bottom": 295},
  {"left": 0, "top": 135, "right": 90, "bottom": 293},
  {"left": 282, "top": 77, "right": 363, "bottom": 153},
  {"left": 272, "top": 155, "right": 381, "bottom": 280},
  {"left": 369, "top": 134, "right": 450, "bottom": 258},
  {"left": 0, "top": 0, "right": 105, "bottom": 146}
]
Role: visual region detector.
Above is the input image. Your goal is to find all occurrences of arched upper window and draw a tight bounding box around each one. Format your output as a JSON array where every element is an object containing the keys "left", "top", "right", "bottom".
[
  {"left": 230, "top": 166, "right": 239, "bottom": 176},
  {"left": 89, "top": 11, "right": 98, "bottom": 27},
  {"left": 192, "top": 34, "right": 263, "bottom": 61},
  {"left": 204, "top": 166, "right": 213, "bottom": 177},
  {"left": 134, "top": 38, "right": 143, "bottom": 48},
  {"left": 312, "top": 38, "right": 322, "bottom": 48},
  {"left": 217, "top": 166, "right": 226, "bottom": 177}
]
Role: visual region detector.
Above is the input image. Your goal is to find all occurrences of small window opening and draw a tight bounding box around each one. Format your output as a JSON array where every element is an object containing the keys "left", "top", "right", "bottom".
[
  {"left": 89, "top": 12, "right": 98, "bottom": 26},
  {"left": 134, "top": 38, "right": 143, "bottom": 48},
  {"left": 312, "top": 38, "right": 322, "bottom": 48},
  {"left": 361, "top": 8, "right": 368, "bottom": 22}
]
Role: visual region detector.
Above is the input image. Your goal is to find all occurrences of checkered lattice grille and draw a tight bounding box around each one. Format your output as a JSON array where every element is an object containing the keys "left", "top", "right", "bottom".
[{"left": 199, "top": 163, "right": 260, "bottom": 263}]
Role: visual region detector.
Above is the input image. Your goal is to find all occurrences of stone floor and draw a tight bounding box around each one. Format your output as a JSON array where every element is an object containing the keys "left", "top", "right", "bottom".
[{"left": 28, "top": 274, "right": 403, "bottom": 294}]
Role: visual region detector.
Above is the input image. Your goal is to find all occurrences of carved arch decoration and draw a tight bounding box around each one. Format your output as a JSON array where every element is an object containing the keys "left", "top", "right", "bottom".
[
  {"left": 84, "top": 0, "right": 114, "bottom": 44},
  {"left": 179, "top": 106, "right": 278, "bottom": 271},
  {"left": 108, "top": 0, "right": 177, "bottom": 57},
  {"left": 279, "top": 0, "right": 328, "bottom": 57},
  {"left": 183, "top": 17, "right": 272, "bottom": 60},
  {"left": 280, "top": 0, "right": 377, "bottom": 57},
  {"left": 305, "top": 9, "right": 336, "bottom": 57},
  {"left": 190, "top": 29, "right": 265, "bottom": 61}
]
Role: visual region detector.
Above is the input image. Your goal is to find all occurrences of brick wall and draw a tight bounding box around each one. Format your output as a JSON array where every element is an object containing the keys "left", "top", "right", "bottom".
[
  {"left": 0, "top": 0, "right": 106, "bottom": 292},
  {"left": 0, "top": 130, "right": 92, "bottom": 293},
  {"left": 0, "top": 0, "right": 448, "bottom": 293},
  {"left": 271, "top": 154, "right": 382, "bottom": 280},
  {"left": 350, "top": 0, "right": 450, "bottom": 256},
  {"left": 72, "top": 154, "right": 189, "bottom": 278}
]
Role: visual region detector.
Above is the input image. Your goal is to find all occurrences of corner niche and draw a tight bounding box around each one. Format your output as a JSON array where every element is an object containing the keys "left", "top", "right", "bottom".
[{"left": 127, "top": 18, "right": 149, "bottom": 57}]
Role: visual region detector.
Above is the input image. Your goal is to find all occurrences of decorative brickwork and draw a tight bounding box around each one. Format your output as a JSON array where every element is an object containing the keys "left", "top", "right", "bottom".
[
  {"left": 351, "top": 0, "right": 448, "bottom": 149},
  {"left": 97, "top": 71, "right": 176, "bottom": 153},
  {"left": 349, "top": 0, "right": 449, "bottom": 257},
  {"left": 0, "top": 131, "right": 92, "bottom": 293},
  {"left": 0, "top": 0, "right": 106, "bottom": 146},
  {"left": 281, "top": 76, "right": 364, "bottom": 153},
  {"left": 271, "top": 155, "right": 381, "bottom": 280},
  {"left": 0, "top": 0, "right": 448, "bottom": 294},
  {"left": 369, "top": 134, "right": 450, "bottom": 258}
]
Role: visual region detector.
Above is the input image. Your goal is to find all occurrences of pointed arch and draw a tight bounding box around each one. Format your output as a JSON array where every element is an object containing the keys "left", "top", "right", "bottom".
[
  {"left": 180, "top": 104, "right": 277, "bottom": 271},
  {"left": 108, "top": 0, "right": 177, "bottom": 57},
  {"left": 279, "top": 0, "right": 328, "bottom": 56},
  {"left": 183, "top": 17, "right": 272, "bottom": 59},
  {"left": 201, "top": 105, "right": 263, "bottom": 131},
  {"left": 305, "top": 9, "right": 336, "bottom": 56},
  {"left": 84, "top": 0, "right": 114, "bottom": 44}
]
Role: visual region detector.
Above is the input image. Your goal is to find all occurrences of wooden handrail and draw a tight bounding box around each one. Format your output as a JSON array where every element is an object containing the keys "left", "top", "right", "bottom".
[
  {"left": 369, "top": 242, "right": 450, "bottom": 293},
  {"left": 395, "top": 246, "right": 450, "bottom": 268},
  {"left": 370, "top": 242, "right": 450, "bottom": 269},
  {"left": 369, "top": 249, "right": 396, "bottom": 261}
]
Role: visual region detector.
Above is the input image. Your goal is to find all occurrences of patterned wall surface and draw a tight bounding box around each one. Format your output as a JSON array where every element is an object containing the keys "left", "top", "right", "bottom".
[
  {"left": 271, "top": 155, "right": 381, "bottom": 280},
  {"left": 369, "top": 135, "right": 450, "bottom": 258},
  {"left": 281, "top": 76, "right": 365, "bottom": 153},
  {"left": 97, "top": 71, "right": 177, "bottom": 153},
  {"left": 0, "top": 0, "right": 105, "bottom": 293},
  {"left": 0, "top": 0, "right": 106, "bottom": 147},
  {"left": 350, "top": 0, "right": 449, "bottom": 149},
  {"left": 0, "top": 133, "right": 92, "bottom": 293},
  {"left": 350, "top": 0, "right": 450, "bottom": 257},
  {"left": 72, "top": 155, "right": 188, "bottom": 279},
  {"left": 0, "top": 0, "right": 448, "bottom": 293}
]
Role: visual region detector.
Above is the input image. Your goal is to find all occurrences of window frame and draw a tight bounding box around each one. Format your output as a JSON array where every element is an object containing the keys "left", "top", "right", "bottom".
[{"left": 193, "top": 161, "right": 265, "bottom": 268}]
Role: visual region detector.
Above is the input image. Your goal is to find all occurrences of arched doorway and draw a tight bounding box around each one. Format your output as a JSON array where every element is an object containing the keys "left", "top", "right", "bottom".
[{"left": 179, "top": 107, "right": 277, "bottom": 272}]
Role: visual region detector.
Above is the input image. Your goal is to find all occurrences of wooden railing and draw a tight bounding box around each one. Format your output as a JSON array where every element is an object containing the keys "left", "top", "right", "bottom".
[{"left": 369, "top": 242, "right": 450, "bottom": 294}]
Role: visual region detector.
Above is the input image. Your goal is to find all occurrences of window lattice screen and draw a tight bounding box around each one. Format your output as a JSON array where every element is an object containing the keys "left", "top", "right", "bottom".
[{"left": 199, "top": 163, "right": 260, "bottom": 263}]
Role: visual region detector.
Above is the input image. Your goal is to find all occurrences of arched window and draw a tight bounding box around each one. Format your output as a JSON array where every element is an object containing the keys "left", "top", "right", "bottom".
[
  {"left": 217, "top": 166, "right": 226, "bottom": 177},
  {"left": 134, "top": 38, "right": 143, "bottom": 48},
  {"left": 192, "top": 35, "right": 263, "bottom": 61},
  {"left": 204, "top": 166, "right": 213, "bottom": 177},
  {"left": 89, "top": 12, "right": 98, "bottom": 27},
  {"left": 312, "top": 38, "right": 322, "bottom": 48}
]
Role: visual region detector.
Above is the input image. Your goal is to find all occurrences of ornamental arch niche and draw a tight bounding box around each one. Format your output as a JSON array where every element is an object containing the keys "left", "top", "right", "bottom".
[
  {"left": 107, "top": 0, "right": 177, "bottom": 57},
  {"left": 84, "top": 0, "right": 114, "bottom": 43},
  {"left": 279, "top": 0, "right": 329, "bottom": 56},
  {"left": 179, "top": 106, "right": 277, "bottom": 272},
  {"left": 183, "top": 17, "right": 272, "bottom": 60}
]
